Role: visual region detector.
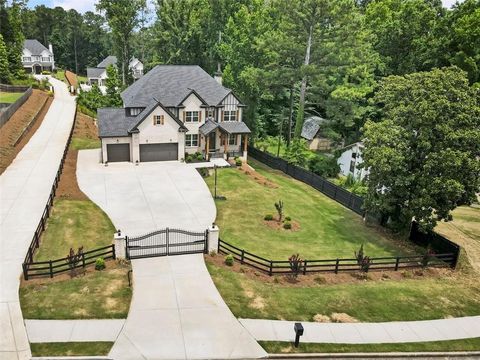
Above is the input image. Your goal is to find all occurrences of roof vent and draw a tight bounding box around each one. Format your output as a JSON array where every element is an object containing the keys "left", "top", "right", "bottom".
[{"left": 214, "top": 63, "right": 222, "bottom": 85}]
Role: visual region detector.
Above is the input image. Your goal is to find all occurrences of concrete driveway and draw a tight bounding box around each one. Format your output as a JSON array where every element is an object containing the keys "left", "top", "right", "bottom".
[
  {"left": 77, "top": 149, "right": 216, "bottom": 234},
  {"left": 77, "top": 150, "right": 266, "bottom": 359}
]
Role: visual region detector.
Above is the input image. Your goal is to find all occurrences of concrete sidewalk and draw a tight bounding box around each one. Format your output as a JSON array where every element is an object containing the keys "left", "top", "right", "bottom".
[
  {"left": 109, "top": 255, "right": 267, "bottom": 360},
  {"left": 25, "top": 320, "right": 125, "bottom": 343},
  {"left": 240, "top": 316, "right": 480, "bottom": 344},
  {"left": 0, "top": 77, "right": 76, "bottom": 360}
]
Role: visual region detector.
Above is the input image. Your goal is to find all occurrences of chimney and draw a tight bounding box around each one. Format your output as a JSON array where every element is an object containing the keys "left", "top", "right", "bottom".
[
  {"left": 214, "top": 63, "right": 222, "bottom": 85},
  {"left": 48, "top": 43, "right": 53, "bottom": 54}
]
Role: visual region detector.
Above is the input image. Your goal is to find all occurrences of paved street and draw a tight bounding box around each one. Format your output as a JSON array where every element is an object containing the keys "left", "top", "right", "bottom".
[{"left": 0, "top": 77, "right": 76, "bottom": 360}]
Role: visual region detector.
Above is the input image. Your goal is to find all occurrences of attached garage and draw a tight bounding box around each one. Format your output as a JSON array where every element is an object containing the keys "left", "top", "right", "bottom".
[
  {"left": 107, "top": 143, "right": 130, "bottom": 162},
  {"left": 139, "top": 143, "right": 178, "bottom": 162}
]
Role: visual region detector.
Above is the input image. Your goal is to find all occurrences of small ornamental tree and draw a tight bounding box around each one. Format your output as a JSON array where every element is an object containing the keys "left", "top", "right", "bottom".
[
  {"left": 355, "top": 244, "right": 365, "bottom": 264},
  {"left": 288, "top": 253, "right": 303, "bottom": 278},
  {"left": 66, "top": 246, "right": 84, "bottom": 277},
  {"left": 274, "top": 200, "right": 284, "bottom": 222},
  {"left": 421, "top": 247, "right": 435, "bottom": 268}
]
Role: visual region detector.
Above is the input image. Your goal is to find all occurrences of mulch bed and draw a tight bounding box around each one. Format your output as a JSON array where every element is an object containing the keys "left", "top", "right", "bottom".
[
  {"left": 56, "top": 112, "right": 98, "bottom": 200},
  {"left": 206, "top": 253, "right": 452, "bottom": 287},
  {"left": 239, "top": 163, "right": 278, "bottom": 188},
  {"left": 264, "top": 217, "right": 301, "bottom": 231},
  {"left": 0, "top": 90, "right": 52, "bottom": 175}
]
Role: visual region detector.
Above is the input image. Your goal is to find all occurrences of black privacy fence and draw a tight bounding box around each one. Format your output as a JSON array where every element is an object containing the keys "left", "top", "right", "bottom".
[
  {"left": 23, "top": 245, "right": 115, "bottom": 280},
  {"left": 218, "top": 239, "right": 457, "bottom": 276},
  {"left": 247, "top": 146, "right": 364, "bottom": 215}
]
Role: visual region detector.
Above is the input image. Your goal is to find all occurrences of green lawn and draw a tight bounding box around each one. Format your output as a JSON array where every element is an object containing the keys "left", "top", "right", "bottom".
[
  {"left": 0, "top": 91, "right": 24, "bottom": 103},
  {"left": 54, "top": 70, "right": 66, "bottom": 82},
  {"left": 260, "top": 338, "right": 480, "bottom": 353},
  {"left": 31, "top": 342, "right": 113, "bottom": 356},
  {"left": 206, "top": 260, "right": 480, "bottom": 322},
  {"left": 70, "top": 137, "right": 101, "bottom": 150},
  {"left": 205, "top": 159, "right": 410, "bottom": 260},
  {"left": 20, "top": 265, "right": 132, "bottom": 319},
  {"left": 35, "top": 199, "right": 115, "bottom": 261}
]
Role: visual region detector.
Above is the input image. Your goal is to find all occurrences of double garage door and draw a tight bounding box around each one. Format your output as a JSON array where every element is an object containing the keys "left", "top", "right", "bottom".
[{"left": 107, "top": 143, "right": 178, "bottom": 163}]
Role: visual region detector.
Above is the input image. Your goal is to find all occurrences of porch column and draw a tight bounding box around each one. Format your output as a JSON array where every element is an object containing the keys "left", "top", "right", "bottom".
[
  {"left": 242, "top": 134, "right": 248, "bottom": 162},
  {"left": 223, "top": 133, "right": 227, "bottom": 159},
  {"left": 205, "top": 134, "right": 210, "bottom": 161}
]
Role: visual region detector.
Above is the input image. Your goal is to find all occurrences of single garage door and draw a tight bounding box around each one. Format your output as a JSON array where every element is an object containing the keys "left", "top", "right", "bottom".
[
  {"left": 107, "top": 143, "right": 130, "bottom": 162},
  {"left": 140, "top": 143, "right": 178, "bottom": 162}
]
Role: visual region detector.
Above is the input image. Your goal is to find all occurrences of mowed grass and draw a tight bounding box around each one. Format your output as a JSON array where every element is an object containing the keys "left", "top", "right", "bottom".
[
  {"left": 70, "top": 137, "right": 100, "bottom": 150},
  {"left": 20, "top": 266, "right": 132, "bottom": 319},
  {"left": 0, "top": 91, "right": 24, "bottom": 103},
  {"left": 206, "top": 260, "right": 480, "bottom": 322},
  {"left": 34, "top": 199, "right": 115, "bottom": 261},
  {"left": 205, "top": 159, "right": 408, "bottom": 260},
  {"left": 260, "top": 338, "right": 480, "bottom": 353},
  {"left": 31, "top": 342, "right": 113, "bottom": 356}
]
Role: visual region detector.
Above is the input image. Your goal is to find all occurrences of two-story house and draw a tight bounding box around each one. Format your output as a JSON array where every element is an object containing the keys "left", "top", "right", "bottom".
[
  {"left": 87, "top": 55, "right": 144, "bottom": 89},
  {"left": 22, "top": 39, "right": 55, "bottom": 74},
  {"left": 98, "top": 65, "right": 250, "bottom": 163}
]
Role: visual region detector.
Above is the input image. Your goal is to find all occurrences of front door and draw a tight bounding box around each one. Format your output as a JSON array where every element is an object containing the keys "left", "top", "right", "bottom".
[{"left": 209, "top": 132, "right": 216, "bottom": 151}]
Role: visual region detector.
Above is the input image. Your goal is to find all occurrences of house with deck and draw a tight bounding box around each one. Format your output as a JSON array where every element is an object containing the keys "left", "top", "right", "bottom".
[
  {"left": 22, "top": 39, "right": 55, "bottom": 74},
  {"left": 87, "top": 56, "right": 144, "bottom": 89},
  {"left": 98, "top": 65, "right": 250, "bottom": 163}
]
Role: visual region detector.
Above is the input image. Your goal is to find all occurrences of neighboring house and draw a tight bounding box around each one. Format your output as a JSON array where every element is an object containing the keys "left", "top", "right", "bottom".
[
  {"left": 87, "top": 56, "right": 144, "bottom": 89},
  {"left": 337, "top": 142, "right": 369, "bottom": 180},
  {"left": 300, "top": 116, "right": 333, "bottom": 151},
  {"left": 98, "top": 65, "right": 250, "bottom": 163},
  {"left": 22, "top": 39, "right": 55, "bottom": 74}
]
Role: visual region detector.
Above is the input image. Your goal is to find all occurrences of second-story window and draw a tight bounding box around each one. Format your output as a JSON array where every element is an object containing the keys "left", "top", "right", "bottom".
[
  {"left": 129, "top": 108, "right": 143, "bottom": 116},
  {"left": 206, "top": 108, "right": 215, "bottom": 119},
  {"left": 23, "top": 57, "right": 31, "bottom": 62},
  {"left": 223, "top": 110, "right": 237, "bottom": 121},
  {"left": 42, "top": 57, "right": 49, "bottom": 62},
  {"left": 185, "top": 111, "right": 200, "bottom": 123}
]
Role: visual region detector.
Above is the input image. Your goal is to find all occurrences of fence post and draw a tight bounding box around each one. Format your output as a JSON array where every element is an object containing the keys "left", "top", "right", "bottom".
[
  {"left": 81, "top": 252, "right": 85, "bottom": 268},
  {"left": 395, "top": 257, "right": 400, "bottom": 271},
  {"left": 241, "top": 249, "right": 245, "bottom": 264},
  {"left": 112, "top": 244, "right": 116, "bottom": 260},
  {"left": 207, "top": 224, "right": 219, "bottom": 254},
  {"left": 22, "top": 263, "right": 28, "bottom": 281},
  {"left": 303, "top": 260, "right": 307, "bottom": 275},
  {"left": 49, "top": 260, "right": 53, "bottom": 278},
  {"left": 166, "top": 227, "right": 170, "bottom": 255},
  {"left": 269, "top": 261, "right": 273, "bottom": 276},
  {"left": 113, "top": 230, "right": 127, "bottom": 259},
  {"left": 335, "top": 259, "right": 339, "bottom": 274}
]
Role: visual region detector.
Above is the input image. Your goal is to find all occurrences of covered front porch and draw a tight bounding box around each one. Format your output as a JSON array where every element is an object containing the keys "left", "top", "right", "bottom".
[{"left": 199, "top": 120, "right": 250, "bottom": 162}]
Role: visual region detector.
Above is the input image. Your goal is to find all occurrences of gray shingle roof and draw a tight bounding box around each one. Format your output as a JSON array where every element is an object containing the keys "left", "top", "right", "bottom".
[
  {"left": 24, "top": 39, "right": 51, "bottom": 55},
  {"left": 97, "top": 55, "right": 117, "bottom": 68},
  {"left": 121, "top": 65, "right": 233, "bottom": 107},
  {"left": 198, "top": 120, "right": 251, "bottom": 136},
  {"left": 199, "top": 120, "right": 218, "bottom": 136},
  {"left": 301, "top": 116, "right": 328, "bottom": 140},
  {"left": 87, "top": 67, "right": 105, "bottom": 78}
]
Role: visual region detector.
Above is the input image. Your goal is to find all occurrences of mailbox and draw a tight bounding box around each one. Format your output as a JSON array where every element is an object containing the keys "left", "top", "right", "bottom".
[{"left": 294, "top": 322, "right": 304, "bottom": 347}]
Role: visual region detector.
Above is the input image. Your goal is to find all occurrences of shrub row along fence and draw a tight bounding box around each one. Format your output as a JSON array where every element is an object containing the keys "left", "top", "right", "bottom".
[
  {"left": 21, "top": 107, "right": 115, "bottom": 280},
  {"left": 248, "top": 146, "right": 364, "bottom": 215},
  {"left": 218, "top": 239, "right": 457, "bottom": 276},
  {"left": 0, "top": 86, "right": 32, "bottom": 128},
  {"left": 23, "top": 245, "right": 115, "bottom": 280},
  {"left": 248, "top": 146, "right": 461, "bottom": 267}
]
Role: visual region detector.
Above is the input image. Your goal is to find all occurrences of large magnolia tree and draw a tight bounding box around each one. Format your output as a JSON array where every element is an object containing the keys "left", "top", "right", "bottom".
[{"left": 362, "top": 67, "right": 480, "bottom": 232}]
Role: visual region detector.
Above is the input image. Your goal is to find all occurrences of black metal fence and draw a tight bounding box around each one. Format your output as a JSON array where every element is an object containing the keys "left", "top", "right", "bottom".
[
  {"left": 218, "top": 239, "right": 457, "bottom": 276},
  {"left": 248, "top": 146, "right": 364, "bottom": 215},
  {"left": 23, "top": 245, "right": 115, "bottom": 280},
  {"left": 22, "top": 108, "right": 76, "bottom": 279},
  {"left": 126, "top": 228, "right": 208, "bottom": 259}
]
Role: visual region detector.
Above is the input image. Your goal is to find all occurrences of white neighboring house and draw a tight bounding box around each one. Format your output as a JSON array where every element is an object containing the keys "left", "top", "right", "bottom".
[
  {"left": 337, "top": 142, "right": 369, "bottom": 180},
  {"left": 22, "top": 39, "right": 55, "bottom": 74},
  {"left": 98, "top": 65, "right": 250, "bottom": 163},
  {"left": 86, "top": 56, "right": 144, "bottom": 93}
]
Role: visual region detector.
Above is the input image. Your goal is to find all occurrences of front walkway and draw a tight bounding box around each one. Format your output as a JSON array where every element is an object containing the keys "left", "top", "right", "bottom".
[
  {"left": 240, "top": 317, "right": 480, "bottom": 344},
  {"left": 0, "top": 77, "right": 76, "bottom": 360}
]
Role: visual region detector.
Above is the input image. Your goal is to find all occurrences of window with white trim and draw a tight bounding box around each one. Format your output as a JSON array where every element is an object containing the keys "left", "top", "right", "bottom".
[
  {"left": 206, "top": 108, "right": 215, "bottom": 119},
  {"left": 129, "top": 107, "right": 143, "bottom": 116},
  {"left": 228, "top": 134, "right": 237, "bottom": 145},
  {"left": 23, "top": 57, "right": 31, "bottom": 62},
  {"left": 153, "top": 115, "right": 164, "bottom": 125},
  {"left": 185, "top": 111, "right": 199, "bottom": 122},
  {"left": 185, "top": 134, "right": 199, "bottom": 147},
  {"left": 223, "top": 110, "right": 237, "bottom": 121},
  {"left": 42, "top": 57, "right": 49, "bottom": 62}
]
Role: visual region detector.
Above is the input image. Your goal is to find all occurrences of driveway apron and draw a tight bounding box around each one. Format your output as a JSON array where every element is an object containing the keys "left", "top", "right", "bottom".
[
  {"left": 77, "top": 151, "right": 266, "bottom": 359},
  {"left": 0, "top": 78, "right": 76, "bottom": 360}
]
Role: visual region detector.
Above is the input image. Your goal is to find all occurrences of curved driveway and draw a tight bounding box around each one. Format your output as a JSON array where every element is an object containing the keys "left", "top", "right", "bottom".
[{"left": 77, "top": 149, "right": 266, "bottom": 359}]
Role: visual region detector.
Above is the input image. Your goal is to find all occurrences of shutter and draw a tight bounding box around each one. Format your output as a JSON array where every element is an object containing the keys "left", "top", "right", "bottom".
[
  {"left": 183, "top": 111, "right": 186, "bottom": 122},
  {"left": 236, "top": 109, "right": 239, "bottom": 121},
  {"left": 199, "top": 111, "right": 202, "bottom": 122},
  {"left": 153, "top": 115, "right": 155, "bottom": 125},
  {"left": 221, "top": 110, "right": 224, "bottom": 122},
  {"left": 199, "top": 135, "right": 202, "bottom": 148},
  {"left": 161, "top": 115, "right": 164, "bottom": 125}
]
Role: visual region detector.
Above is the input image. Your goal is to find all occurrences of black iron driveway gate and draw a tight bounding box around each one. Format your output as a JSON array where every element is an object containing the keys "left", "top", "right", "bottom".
[{"left": 126, "top": 228, "right": 208, "bottom": 260}]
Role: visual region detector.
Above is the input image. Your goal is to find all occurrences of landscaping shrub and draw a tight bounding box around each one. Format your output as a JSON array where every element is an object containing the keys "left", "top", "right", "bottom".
[
  {"left": 285, "top": 216, "right": 292, "bottom": 222},
  {"left": 284, "top": 139, "right": 310, "bottom": 167},
  {"left": 283, "top": 222, "right": 292, "bottom": 230},
  {"left": 185, "top": 154, "right": 193, "bottom": 163},
  {"left": 197, "top": 168, "right": 209, "bottom": 178},
  {"left": 308, "top": 154, "right": 339, "bottom": 178},
  {"left": 264, "top": 214, "right": 274, "bottom": 221},
  {"left": 195, "top": 152, "right": 204, "bottom": 161},
  {"left": 274, "top": 200, "right": 284, "bottom": 222},
  {"left": 225, "top": 254, "right": 234, "bottom": 266},
  {"left": 95, "top": 257, "right": 106, "bottom": 271},
  {"left": 235, "top": 157, "right": 242, "bottom": 167},
  {"left": 41, "top": 70, "right": 51, "bottom": 75},
  {"left": 288, "top": 253, "right": 303, "bottom": 278}
]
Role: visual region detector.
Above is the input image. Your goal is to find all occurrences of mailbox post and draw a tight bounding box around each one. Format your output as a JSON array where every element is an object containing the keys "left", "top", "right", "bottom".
[{"left": 294, "top": 322, "right": 304, "bottom": 347}]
